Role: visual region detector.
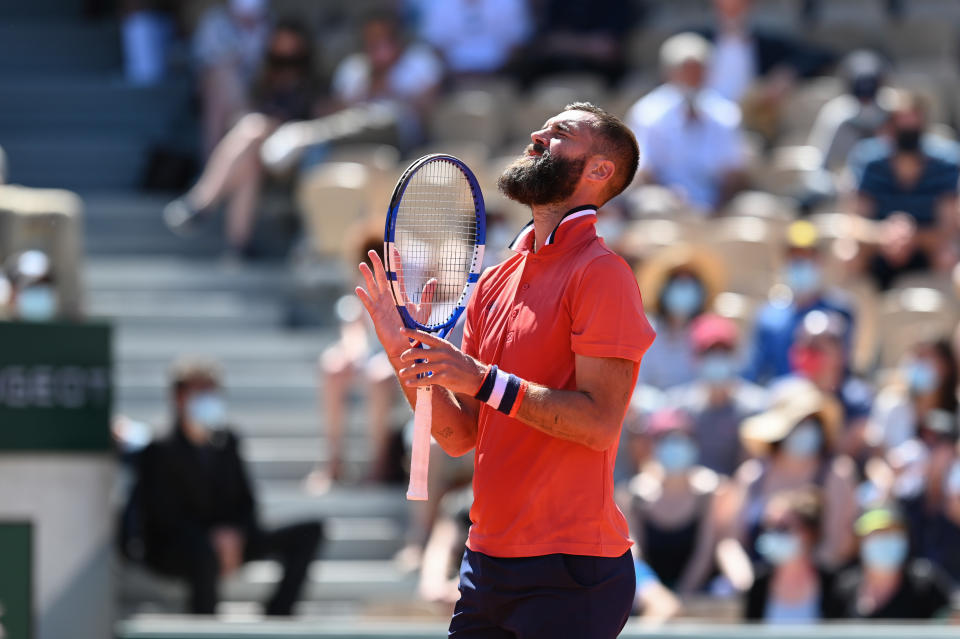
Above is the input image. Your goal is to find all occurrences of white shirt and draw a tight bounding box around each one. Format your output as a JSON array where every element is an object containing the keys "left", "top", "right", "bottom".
[
  {"left": 865, "top": 388, "right": 916, "bottom": 451},
  {"left": 418, "top": 0, "right": 530, "bottom": 74},
  {"left": 708, "top": 30, "right": 755, "bottom": 103},
  {"left": 192, "top": 6, "right": 268, "bottom": 82},
  {"left": 332, "top": 43, "right": 443, "bottom": 105},
  {"left": 627, "top": 84, "right": 746, "bottom": 211}
]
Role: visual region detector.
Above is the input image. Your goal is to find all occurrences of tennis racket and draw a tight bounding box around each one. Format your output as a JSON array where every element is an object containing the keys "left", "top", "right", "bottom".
[{"left": 384, "top": 154, "right": 485, "bottom": 500}]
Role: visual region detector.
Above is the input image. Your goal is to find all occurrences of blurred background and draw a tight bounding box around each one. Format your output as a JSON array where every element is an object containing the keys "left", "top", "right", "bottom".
[{"left": 3, "top": 0, "right": 960, "bottom": 637}]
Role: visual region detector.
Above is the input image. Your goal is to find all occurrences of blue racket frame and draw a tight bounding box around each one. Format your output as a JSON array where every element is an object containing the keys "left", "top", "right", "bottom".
[{"left": 383, "top": 154, "right": 486, "bottom": 339}]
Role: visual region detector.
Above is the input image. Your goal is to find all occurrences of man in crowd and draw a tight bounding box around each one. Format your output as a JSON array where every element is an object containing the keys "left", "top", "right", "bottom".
[
  {"left": 136, "top": 359, "right": 323, "bottom": 615},
  {"left": 627, "top": 32, "right": 747, "bottom": 214}
]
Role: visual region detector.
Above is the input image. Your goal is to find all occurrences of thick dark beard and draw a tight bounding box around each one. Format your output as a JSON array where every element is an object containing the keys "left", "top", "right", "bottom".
[{"left": 497, "top": 145, "right": 585, "bottom": 206}]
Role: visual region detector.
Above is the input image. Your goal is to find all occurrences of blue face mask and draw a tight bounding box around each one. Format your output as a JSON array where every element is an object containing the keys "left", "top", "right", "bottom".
[
  {"left": 187, "top": 392, "right": 227, "bottom": 430},
  {"left": 17, "top": 285, "right": 57, "bottom": 321},
  {"left": 699, "top": 352, "right": 736, "bottom": 383},
  {"left": 784, "top": 259, "right": 821, "bottom": 296},
  {"left": 860, "top": 532, "right": 908, "bottom": 572},
  {"left": 662, "top": 278, "right": 703, "bottom": 319},
  {"left": 756, "top": 531, "right": 802, "bottom": 565},
  {"left": 904, "top": 359, "right": 939, "bottom": 395},
  {"left": 655, "top": 435, "right": 698, "bottom": 474},
  {"left": 783, "top": 420, "right": 823, "bottom": 458}
]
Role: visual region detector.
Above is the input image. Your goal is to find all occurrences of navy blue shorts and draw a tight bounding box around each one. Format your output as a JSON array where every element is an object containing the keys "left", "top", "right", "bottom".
[{"left": 448, "top": 548, "right": 636, "bottom": 638}]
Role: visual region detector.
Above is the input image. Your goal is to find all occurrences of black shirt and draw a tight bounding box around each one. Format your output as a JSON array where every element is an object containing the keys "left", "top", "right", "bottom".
[
  {"left": 138, "top": 426, "right": 258, "bottom": 561},
  {"left": 826, "top": 560, "right": 952, "bottom": 619}
]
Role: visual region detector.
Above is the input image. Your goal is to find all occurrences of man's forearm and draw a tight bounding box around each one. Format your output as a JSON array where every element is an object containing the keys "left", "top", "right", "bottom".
[{"left": 513, "top": 383, "right": 626, "bottom": 452}]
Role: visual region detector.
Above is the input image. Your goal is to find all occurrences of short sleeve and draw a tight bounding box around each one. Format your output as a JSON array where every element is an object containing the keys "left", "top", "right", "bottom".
[
  {"left": 569, "top": 254, "right": 655, "bottom": 362},
  {"left": 857, "top": 159, "right": 885, "bottom": 200}
]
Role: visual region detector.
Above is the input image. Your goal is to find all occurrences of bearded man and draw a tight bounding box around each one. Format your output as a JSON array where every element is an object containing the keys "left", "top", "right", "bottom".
[{"left": 357, "top": 102, "right": 655, "bottom": 638}]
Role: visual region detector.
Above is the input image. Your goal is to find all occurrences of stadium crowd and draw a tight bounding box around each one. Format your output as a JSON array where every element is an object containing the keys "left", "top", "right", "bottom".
[{"left": 4, "top": 0, "right": 960, "bottom": 626}]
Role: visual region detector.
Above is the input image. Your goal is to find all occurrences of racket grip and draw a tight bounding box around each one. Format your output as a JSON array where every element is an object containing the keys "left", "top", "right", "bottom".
[{"left": 406, "top": 385, "right": 432, "bottom": 501}]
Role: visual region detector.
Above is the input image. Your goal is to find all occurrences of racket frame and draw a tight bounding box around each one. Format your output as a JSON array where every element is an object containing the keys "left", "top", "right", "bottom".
[{"left": 383, "top": 153, "right": 486, "bottom": 339}]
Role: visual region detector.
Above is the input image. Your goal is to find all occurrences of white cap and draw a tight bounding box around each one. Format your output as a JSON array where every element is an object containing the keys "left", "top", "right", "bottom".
[{"left": 660, "top": 32, "right": 712, "bottom": 72}]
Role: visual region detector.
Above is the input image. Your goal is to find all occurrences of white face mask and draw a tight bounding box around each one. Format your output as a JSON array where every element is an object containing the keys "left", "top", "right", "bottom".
[
  {"left": 17, "top": 285, "right": 57, "bottom": 321},
  {"left": 186, "top": 392, "right": 227, "bottom": 430}
]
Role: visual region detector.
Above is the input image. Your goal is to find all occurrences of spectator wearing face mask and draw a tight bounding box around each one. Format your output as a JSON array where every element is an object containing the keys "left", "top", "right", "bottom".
[
  {"left": 728, "top": 378, "right": 859, "bottom": 570},
  {"left": 133, "top": 359, "right": 323, "bottom": 615},
  {"left": 636, "top": 244, "right": 725, "bottom": 390},
  {"left": 866, "top": 338, "right": 959, "bottom": 453},
  {"left": 744, "top": 221, "right": 854, "bottom": 385},
  {"left": 826, "top": 504, "right": 952, "bottom": 619},
  {"left": 6, "top": 250, "right": 59, "bottom": 322},
  {"left": 745, "top": 488, "right": 835, "bottom": 623},
  {"left": 788, "top": 310, "right": 874, "bottom": 462},
  {"left": 854, "top": 90, "right": 960, "bottom": 290},
  {"left": 667, "top": 314, "right": 767, "bottom": 476},
  {"left": 627, "top": 408, "right": 740, "bottom": 595},
  {"left": 627, "top": 33, "right": 747, "bottom": 215}
]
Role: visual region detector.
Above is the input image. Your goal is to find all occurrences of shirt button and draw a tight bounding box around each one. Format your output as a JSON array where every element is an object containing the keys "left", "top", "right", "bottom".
[
  {"left": 521, "top": 283, "right": 530, "bottom": 290},
  {"left": 511, "top": 309, "right": 519, "bottom": 319}
]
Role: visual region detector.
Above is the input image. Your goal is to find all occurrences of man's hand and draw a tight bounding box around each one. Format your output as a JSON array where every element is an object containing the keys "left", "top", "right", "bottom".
[
  {"left": 211, "top": 527, "right": 245, "bottom": 577},
  {"left": 355, "top": 249, "right": 436, "bottom": 358},
  {"left": 397, "top": 329, "right": 488, "bottom": 396}
]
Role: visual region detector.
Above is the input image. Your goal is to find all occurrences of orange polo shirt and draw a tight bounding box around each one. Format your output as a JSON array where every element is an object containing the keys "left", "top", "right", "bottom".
[{"left": 461, "top": 206, "right": 655, "bottom": 558}]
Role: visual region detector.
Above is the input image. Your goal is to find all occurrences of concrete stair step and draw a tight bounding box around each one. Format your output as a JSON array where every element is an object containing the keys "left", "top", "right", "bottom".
[
  {"left": 0, "top": 22, "right": 120, "bottom": 73},
  {"left": 89, "top": 291, "right": 284, "bottom": 329}
]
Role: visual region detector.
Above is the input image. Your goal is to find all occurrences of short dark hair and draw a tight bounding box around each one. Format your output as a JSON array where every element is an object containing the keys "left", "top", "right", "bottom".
[
  {"left": 564, "top": 101, "right": 639, "bottom": 203},
  {"left": 169, "top": 357, "right": 222, "bottom": 394}
]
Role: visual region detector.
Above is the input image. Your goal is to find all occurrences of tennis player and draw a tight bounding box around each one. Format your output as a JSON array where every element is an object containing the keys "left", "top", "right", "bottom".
[{"left": 357, "top": 102, "right": 655, "bottom": 638}]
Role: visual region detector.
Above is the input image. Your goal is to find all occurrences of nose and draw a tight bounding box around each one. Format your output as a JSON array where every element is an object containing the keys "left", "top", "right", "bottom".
[{"left": 530, "top": 128, "right": 547, "bottom": 147}]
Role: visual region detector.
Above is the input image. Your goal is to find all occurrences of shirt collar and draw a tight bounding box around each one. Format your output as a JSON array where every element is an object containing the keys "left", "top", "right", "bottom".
[{"left": 509, "top": 205, "right": 599, "bottom": 254}]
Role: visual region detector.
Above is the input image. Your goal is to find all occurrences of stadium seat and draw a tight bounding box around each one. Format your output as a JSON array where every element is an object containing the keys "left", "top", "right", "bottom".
[
  {"left": 429, "top": 89, "right": 508, "bottom": 148},
  {"left": 706, "top": 216, "right": 780, "bottom": 297},
  {"left": 876, "top": 286, "right": 959, "bottom": 368},
  {"left": 295, "top": 162, "right": 374, "bottom": 259}
]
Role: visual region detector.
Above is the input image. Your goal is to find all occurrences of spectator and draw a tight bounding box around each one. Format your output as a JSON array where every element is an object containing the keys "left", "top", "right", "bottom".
[
  {"left": 513, "top": 0, "right": 637, "bottom": 88},
  {"left": 192, "top": 0, "right": 271, "bottom": 157},
  {"left": 627, "top": 408, "right": 735, "bottom": 594},
  {"left": 854, "top": 90, "right": 960, "bottom": 290},
  {"left": 308, "top": 231, "right": 403, "bottom": 488},
  {"left": 744, "top": 220, "right": 854, "bottom": 384},
  {"left": 827, "top": 504, "right": 952, "bottom": 618},
  {"left": 702, "top": 0, "right": 834, "bottom": 141},
  {"left": 626, "top": 33, "right": 747, "bottom": 214},
  {"left": 789, "top": 310, "right": 874, "bottom": 461},
  {"left": 416, "top": 0, "right": 531, "bottom": 81},
  {"left": 800, "top": 50, "right": 890, "bottom": 210},
  {"left": 165, "top": 20, "right": 320, "bottom": 258},
  {"left": 5, "top": 250, "right": 58, "bottom": 322},
  {"left": 928, "top": 457, "right": 960, "bottom": 585},
  {"left": 135, "top": 359, "right": 323, "bottom": 615},
  {"left": 866, "top": 338, "right": 958, "bottom": 452},
  {"left": 260, "top": 9, "right": 443, "bottom": 172},
  {"left": 732, "top": 378, "right": 858, "bottom": 569},
  {"left": 667, "top": 314, "right": 768, "bottom": 476},
  {"left": 120, "top": 0, "right": 176, "bottom": 86},
  {"left": 636, "top": 244, "right": 725, "bottom": 390},
  {"left": 744, "top": 488, "right": 835, "bottom": 622},
  {"left": 808, "top": 51, "right": 890, "bottom": 175}
]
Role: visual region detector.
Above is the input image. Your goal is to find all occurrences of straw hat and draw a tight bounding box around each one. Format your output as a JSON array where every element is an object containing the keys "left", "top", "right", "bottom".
[
  {"left": 740, "top": 377, "right": 842, "bottom": 457},
  {"left": 636, "top": 243, "right": 726, "bottom": 315}
]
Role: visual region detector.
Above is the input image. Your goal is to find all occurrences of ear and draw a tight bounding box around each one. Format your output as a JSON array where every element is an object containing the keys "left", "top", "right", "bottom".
[{"left": 584, "top": 157, "right": 615, "bottom": 187}]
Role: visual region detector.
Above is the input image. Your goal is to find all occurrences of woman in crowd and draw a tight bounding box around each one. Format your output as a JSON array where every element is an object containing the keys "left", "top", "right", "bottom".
[
  {"left": 724, "top": 378, "right": 859, "bottom": 570},
  {"left": 628, "top": 408, "right": 743, "bottom": 594},
  {"left": 867, "top": 338, "right": 958, "bottom": 452},
  {"left": 165, "top": 20, "right": 321, "bottom": 258},
  {"left": 745, "top": 487, "right": 836, "bottom": 622},
  {"left": 636, "top": 244, "right": 726, "bottom": 390}
]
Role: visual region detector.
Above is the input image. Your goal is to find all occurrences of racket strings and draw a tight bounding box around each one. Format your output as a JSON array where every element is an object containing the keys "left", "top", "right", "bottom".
[{"left": 394, "top": 159, "right": 478, "bottom": 328}]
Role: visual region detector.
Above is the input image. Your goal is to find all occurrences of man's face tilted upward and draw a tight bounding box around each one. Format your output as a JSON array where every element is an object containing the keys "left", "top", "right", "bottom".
[{"left": 497, "top": 110, "right": 594, "bottom": 206}]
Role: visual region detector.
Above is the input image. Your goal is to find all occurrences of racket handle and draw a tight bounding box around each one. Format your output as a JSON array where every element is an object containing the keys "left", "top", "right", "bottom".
[{"left": 406, "top": 385, "right": 432, "bottom": 501}]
